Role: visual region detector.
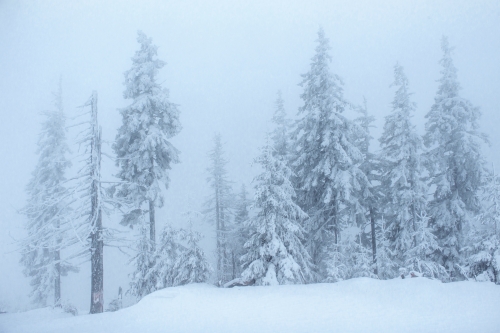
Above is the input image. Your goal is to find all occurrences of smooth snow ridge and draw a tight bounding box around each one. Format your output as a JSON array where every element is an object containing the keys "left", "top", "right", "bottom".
[{"left": 1, "top": 278, "right": 499, "bottom": 333}]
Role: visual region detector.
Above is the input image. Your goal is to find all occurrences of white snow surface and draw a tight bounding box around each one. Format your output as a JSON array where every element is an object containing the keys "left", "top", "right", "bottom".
[{"left": 2, "top": 278, "right": 499, "bottom": 333}]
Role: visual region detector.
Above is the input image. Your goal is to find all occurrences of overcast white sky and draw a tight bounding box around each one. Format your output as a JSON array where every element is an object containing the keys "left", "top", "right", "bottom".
[{"left": 1, "top": 0, "right": 499, "bottom": 310}]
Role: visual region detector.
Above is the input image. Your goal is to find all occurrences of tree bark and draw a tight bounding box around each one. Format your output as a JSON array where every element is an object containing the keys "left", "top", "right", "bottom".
[
  {"left": 54, "top": 214, "right": 61, "bottom": 307},
  {"left": 369, "top": 206, "right": 378, "bottom": 276},
  {"left": 54, "top": 249, "right": 61, "bottom": 307},
  {"left": 215, "top": 187, "right": 221, "bottom": 284},
  {"left": 149, "top": 200, "right": 156, "bottom": 248},
  {"left": 89, "top": 92, "right": 103, "bottom": 314}
]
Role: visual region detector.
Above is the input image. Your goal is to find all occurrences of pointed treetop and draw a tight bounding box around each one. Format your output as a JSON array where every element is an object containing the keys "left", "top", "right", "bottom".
[
  {"left": 124, "top": 31, "right": 165, "bottom": 99},
  {"left": 312, "top": 26, "right": 332, "bottom": 67},
  {"left": 272, "top": 91, "right": 285, "bottom": 126},
  {"left": 390, "top": 63, "right": 415, "bottom": 116},
  {"left": 438, "top": 36, "right": 460, "bottom": 98}
]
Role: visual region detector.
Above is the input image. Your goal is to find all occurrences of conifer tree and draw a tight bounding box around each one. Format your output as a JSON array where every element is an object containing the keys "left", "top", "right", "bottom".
[
  {"left": 241, "top": 140, "right": 311, "bottom": 285},
  {"left": 464, "top": 169, "right": 500, "bottom": 283},
  {"left": 134, "top": 222, "right": 211, "bottom": 293},
  {"left": 424, "top": 37, "right": 487, "bottom": 279},
  {"left": 379, "top": 64, "right": 428, "bottom": 269},
  {"left": 128, "top": 218, "right": 157, "bottom": 299},
  {"left": 353, "top": 98, "right": 379, "bottom": 275},
  {"left": 113, "top": 31, "right": 181, "bottom": 247},
  {"left": 374, "top": 218, "right": 398, "bottom": 279},
  {"left": 205, "top": 134, "right": 233, "bottom": 284},
  {"left": 271, "top": 91, "right": 291, "bottom": 159},
  {"left": 229, "top": 184, "right": 252, "bottom": 280},
  {"left": 404, "top": 212, "right": 447, "bottom": 279},
  {"left": 291, "top": 27, "right": 366, "bottom": 279},
  {"left": 173, "top": 228, "right": 212, "bottom": 286},
  {"left": 20, "top": 82, "right": 75, "bottom": 307}
]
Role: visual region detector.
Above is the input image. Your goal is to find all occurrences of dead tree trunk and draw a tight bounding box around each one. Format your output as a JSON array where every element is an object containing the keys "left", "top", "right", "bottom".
[
  {"left": 149, "top": 200, "right": 156, "bottom": 248},
  {"left": 88, "top": 91, "right": 104, "bottom": 314},
  {"left": 369, "top": 206, "right": 378, "bottom": 276},
  {"left": 54, "top": 248, "right": 61, "bottom": 307}
]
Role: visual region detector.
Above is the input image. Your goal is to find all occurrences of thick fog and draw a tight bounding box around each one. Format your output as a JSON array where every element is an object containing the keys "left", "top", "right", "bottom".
[{"left": 1, "top": 0, "right": 499, "bottom": 310}]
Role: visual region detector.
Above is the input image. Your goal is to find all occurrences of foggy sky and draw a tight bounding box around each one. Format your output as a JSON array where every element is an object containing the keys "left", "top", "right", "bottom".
[{"left": 1, "top": 0, "right": 499, "bottom": 310}]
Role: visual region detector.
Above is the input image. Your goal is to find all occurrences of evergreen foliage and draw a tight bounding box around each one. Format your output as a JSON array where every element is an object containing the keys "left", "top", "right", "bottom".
[
  {"left": 229, "top": 184, "right": 252, "bottom": 280},
  {"left": 128, "top": 218, "right": 157, "bottom": 299},
  {"left": 291, "top": 27, "right": 367, "bottom": 280},
  {"left": 404, "top": 212, "right": 448, "bottom": 279},
  {"left": 129, "top": 222, "right": 211, "bottom": 298},
  {"left": 113, "top": 30, "right": 181, "bottom": 234},
  {"left": 241, "top": 140, "right": 311, "bottom": 285},
  {"left": 379, "top": 64, "right": 428, "bottom": 268},
  {"left": 463, "top": 170, "right": 500, "bottom": 283},
  {"left": 173, "top": 228, "right": 212, "bottom": 286},
  {"left": 20, "top": 82, "right": 76, "bottom": 307},
  {"left": 204, "top": 134, "right": 233, "bottom": 284},
  {"left": 424, "top": 37, "right": 487, "bottom": 279},
  {"left": 271, "top": 91, "right": 291, "bottom": 159}
]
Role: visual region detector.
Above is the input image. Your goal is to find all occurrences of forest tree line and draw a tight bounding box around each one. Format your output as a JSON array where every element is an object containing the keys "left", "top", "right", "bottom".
[{"left": 19, "top": 28, "right": 500, "bottom": 314}]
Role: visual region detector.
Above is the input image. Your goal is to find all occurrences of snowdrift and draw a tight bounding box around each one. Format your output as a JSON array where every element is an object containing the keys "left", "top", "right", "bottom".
[{"left": 1, "top": 278, "right": 499, "bottom": 333}]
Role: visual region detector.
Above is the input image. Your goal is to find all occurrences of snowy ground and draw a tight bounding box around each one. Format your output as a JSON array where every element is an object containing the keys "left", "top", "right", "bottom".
[{"left": 1, "top": 278, "right": 499, "bottom": 333}]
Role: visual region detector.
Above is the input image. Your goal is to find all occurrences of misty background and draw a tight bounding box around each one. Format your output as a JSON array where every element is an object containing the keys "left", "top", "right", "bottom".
[{"left": 1, "top": 0, "right": 499, "bottom": 310}]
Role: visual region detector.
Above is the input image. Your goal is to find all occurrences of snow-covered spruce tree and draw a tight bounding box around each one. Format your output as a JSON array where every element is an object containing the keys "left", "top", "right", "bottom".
[
  {"left": 404, "top": 211, "right": 447, "bottom": 279},
  {"left": 229, "top": 184, "right": 252, "bottom": 280},
  {"left": 353, "top": 98, "right": 380, "bottom": 276},
  {"left": 291, "top": 27, "right": 367, "bottom": 280},
  {"left": 271, "top": 91, "right": 292, "bottom": 159},
  {"left": 204, "top": 134, "right": 233, "bottom": 285},
  {"left": 113, "top": 30, "right": 181, "bottom": 244},
  {"left": 173, "top": 228, "right": 211, "bottom": 286},
  {"left": 141, "top": 222, "right": 211, "bottom": 291},
  {"left": 374, "top": 217, "right": 398, "bottom": 279},
  {"left": 128, "top": 218, "right": 157, "bottom": 299},
  {"left": 463, "top": 169, "right": 500, "bottom": 283},
  {"left": 424, "top": 37, "right": 487, "bottom": 280},
  {"left": 241, "top": 140, "right": 311, "bottom": 285},
  {"left": 379, "top": 64, "right": 428, "bottom": 270},
  {"left": 20, "top": 82, "right": 76, "bottom": 307}
]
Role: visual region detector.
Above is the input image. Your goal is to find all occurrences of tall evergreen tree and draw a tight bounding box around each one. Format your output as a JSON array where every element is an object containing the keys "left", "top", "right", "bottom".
[
  {"left": 128, "top": 217, "right": 157, "bottom": 299},
  {"left": 379, "top": 64, "right": 428, "bottom": 269},
  {"left": 138, "top": 221, "right": 211, "bottom": 293},
  {"left": 173, "top": 228, "right": 212, "bottom": 286},
  {"left": 404, "top": 212, "right": 447, "bottom": 279},
  {"left": 113, "top": 31, "right": 181, "bottom": 246},
  {"left": 291, "top": 27, "right": 366, "bottom": 280},
  {"left": 271, "top": 91, "right": 291, "bottom": 159},
  {"left": 353, "top": 98, "right": 380, "bottom": 275},
  {"left": 463, "top": 169, "right": 500, "bottom": 283},
  {"left": 242, "top": 140, "right": 311, "bottom": 285},
  {"left": 204, "top": 134, "right": 233, "bottom": 284},
  {"left": 229, "top": 184, "right": 252, "bottom": 280},
  {"left": 20, "top": 82, "right": 75, "bottom": 307},
  {"left": 424, "top": 37, "right": 487, "bottom": 279}
]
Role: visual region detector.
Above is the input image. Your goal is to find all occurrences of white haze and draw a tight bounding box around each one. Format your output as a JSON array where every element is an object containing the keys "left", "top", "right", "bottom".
[{"left": 0, "top": 0, "right": 499, "bottom": 310}]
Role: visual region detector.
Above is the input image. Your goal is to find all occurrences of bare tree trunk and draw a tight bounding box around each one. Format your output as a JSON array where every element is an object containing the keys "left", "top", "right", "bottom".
[
  {"left": 149, "top": 200, "right": 156, "bottom": 248},
  {"left": 215, "top": 187, "right": 221, "bottom": 284},
  {"left": 221, "top": 207, "right": 227, "bottom": 283},
  {"left": 89, "top": 92, "right": 103, "bottom": 314},
  {"left": 54, "top": 249, "right": 61, "bottom": 307},
  {"left": 333, "top": 196, "right": 339, "bottom": 245},
  {"left": 369, "top": 206, "right": 378, "bottom": 276},
  {"left": 54, "top": 213, "right": 61, "bottom": 307}
]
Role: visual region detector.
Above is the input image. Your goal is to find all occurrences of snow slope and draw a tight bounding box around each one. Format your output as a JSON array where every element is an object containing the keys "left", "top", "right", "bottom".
[{"left": 1, "top": 278, "right": 499, "bottom": 333}]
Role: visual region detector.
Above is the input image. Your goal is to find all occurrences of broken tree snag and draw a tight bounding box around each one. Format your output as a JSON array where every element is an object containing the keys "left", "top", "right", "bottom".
[
  {"left": 88, "top": 91, "right": 104, "bottom": 314},
  {"left": 223, "top": 278, "right": 256, "bottom": 288}
]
